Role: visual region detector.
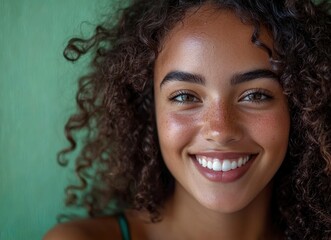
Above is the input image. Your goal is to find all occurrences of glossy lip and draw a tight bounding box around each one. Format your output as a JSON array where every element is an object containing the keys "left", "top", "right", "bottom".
[{"left": 191, "top": 153, "right": 258, "bottom": 183}]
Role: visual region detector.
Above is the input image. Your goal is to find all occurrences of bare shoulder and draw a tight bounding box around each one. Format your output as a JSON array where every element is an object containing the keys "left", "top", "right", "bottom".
[{"left": 43, "top": 216, "right": 121, "bottom": 240}]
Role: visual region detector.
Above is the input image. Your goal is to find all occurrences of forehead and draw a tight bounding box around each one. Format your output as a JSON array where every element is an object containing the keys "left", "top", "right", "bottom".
[
  {"left": 155, "top": 5, "right": 273, "bottom": 79},
  {"left": 163, "top": 6, "right": 255, "bottom": 46}
]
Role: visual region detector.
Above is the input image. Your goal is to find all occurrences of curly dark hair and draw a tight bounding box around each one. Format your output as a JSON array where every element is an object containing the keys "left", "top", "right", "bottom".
[{"left": 59, "top": 0, "right": 331, "bottom": 239}]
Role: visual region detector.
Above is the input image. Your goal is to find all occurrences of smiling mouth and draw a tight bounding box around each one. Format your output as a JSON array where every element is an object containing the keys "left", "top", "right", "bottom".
[{"left": 195, "top": 154, "right": 256, "bottom": 172}]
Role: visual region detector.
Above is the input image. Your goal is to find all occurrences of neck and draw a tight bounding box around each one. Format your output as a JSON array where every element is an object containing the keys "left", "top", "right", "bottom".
[{"left": 159, "top": 183, "right": 278, "bottom": 240}]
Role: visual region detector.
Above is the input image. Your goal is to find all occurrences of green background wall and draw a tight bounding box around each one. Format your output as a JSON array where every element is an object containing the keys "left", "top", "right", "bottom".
[
  {"left": 1, "top": 1, "right": 328, "bottom": 240},
  {"left": 0, "top": 1, "right": 114, "bottom": 239}
]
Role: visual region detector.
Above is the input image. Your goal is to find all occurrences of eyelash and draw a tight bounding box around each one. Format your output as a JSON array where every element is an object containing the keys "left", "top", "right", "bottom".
[
  {"left": 169, "top": 90, "right": 200, "bottom": 104},
  {"left": 239, "top": 88, "right": 273, "bottom": 103},
  {"left": 168, "top": 88, "right": 273, "bottom": 105}
]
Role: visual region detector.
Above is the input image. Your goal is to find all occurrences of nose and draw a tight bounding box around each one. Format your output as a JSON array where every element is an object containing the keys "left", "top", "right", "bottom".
[{"left": 201, "top": 101, "right": 243, "bottom": 145}]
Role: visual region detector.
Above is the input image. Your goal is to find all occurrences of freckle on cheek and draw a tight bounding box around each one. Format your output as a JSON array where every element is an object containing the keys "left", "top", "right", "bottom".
[
  {"left": 161, "top": 114, "right": 196, "bottom": 141},
  {"left": 253, "top": 113, "right": 289, "bottom": 144}
]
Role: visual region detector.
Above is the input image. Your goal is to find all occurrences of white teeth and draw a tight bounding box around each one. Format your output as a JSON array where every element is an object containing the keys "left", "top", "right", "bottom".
[
  {"left": 238, "top": 158, "right": 243, "bottom": 167},
  {"left": 202, "top": 158, "right": 207, "bottom": 167},
  {"left": 196, "top": 155, "right": 252, "bottom": 172},
  {"left": 222, "top": 160, "right": 231, "bottom": 172},
  {"left": 212, "top": 160, "right": 222, "bottom": 171},
  {"left": 231, "top": 161, "right": 237, "bottom": 170},
  {"left": 207, "top": 161, "right": 213, "bottom": 169}
]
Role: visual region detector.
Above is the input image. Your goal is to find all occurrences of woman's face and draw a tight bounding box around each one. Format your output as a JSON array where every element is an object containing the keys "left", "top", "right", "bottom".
[{"left": 154, "top": 6, "right": 290, "bottom": 213}]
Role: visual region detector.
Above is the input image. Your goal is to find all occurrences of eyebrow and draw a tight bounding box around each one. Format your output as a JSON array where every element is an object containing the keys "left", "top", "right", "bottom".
[
  {"left": 160, "top": 69, "right": 278, "bottom": 88},
  {"left": 160, "top": 71, "right": 205, "bottom": 88},
  {"left": 231, "top": 69, "right": 279, "bottom": 85}
]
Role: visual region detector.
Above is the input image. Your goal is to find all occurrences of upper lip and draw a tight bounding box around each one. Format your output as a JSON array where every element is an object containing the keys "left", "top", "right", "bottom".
[{"left": 191, "top": 152, "right": 257, "bottom": 160}]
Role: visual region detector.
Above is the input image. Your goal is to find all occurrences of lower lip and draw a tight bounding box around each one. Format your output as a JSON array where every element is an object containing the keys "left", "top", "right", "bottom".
[{"left": 193, "top": 155, "right": 256, "bottom": 183}]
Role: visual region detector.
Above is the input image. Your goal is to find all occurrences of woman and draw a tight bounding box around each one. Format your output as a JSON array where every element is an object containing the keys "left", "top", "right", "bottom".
[{"left": 44, "top": 0, "right": 331, "bottom": 239}]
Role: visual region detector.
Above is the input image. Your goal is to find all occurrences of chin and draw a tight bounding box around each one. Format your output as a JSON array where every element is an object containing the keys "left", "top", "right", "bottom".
[{"left": 193, "top": 182, "right": 273, "bottom": 215}]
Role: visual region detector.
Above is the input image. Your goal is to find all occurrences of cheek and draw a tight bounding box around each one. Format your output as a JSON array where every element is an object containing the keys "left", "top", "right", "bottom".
[
  {"left": 250, "top": 108, "right": 290, "bottom": 155},
  {"left": 156, "top": 111, "right": 198, "bottom": 155}
]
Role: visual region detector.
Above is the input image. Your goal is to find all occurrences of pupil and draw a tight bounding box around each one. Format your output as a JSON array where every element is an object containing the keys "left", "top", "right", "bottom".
[
  {"left": 253, "top": 93, "right": 262, "bottom": 100},
  {"left": 182, "top": 95, "right": 191, "bottom": 101}
]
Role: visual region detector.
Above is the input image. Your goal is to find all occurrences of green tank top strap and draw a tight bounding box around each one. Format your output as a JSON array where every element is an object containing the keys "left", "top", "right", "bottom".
[{"left": 117, "top": 213, "right": 131, "bottom": 240}]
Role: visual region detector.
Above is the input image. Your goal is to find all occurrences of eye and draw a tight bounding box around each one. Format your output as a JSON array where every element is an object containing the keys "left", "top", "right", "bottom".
[
  {"left": 169, "top": 90, "right": 200, "bottom": 104},
  {"left": 240, "top": 89, "right": 273, "bottom": 103}
]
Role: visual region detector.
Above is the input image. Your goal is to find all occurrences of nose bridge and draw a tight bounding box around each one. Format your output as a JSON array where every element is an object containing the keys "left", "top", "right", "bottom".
[{"left": 202, "top": 99, "right": 241, "bottom": 143}]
